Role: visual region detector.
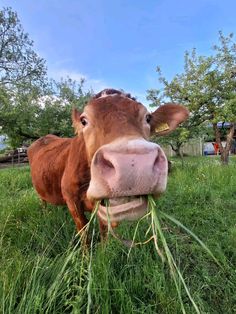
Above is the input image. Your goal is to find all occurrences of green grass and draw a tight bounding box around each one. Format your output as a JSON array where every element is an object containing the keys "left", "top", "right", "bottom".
[{"left": 0, "top": 157, "right": 236, "bottom": 313}]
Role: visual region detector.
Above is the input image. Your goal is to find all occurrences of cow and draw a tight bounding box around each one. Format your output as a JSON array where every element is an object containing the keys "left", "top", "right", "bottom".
[{"left": 28, "top": 89, "right": 189, "bottom": 238}]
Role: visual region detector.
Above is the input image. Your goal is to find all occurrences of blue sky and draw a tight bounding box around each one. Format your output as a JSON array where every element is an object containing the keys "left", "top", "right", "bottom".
[{"left": 1, "top": 0, "right": 236, "bottom": 104}]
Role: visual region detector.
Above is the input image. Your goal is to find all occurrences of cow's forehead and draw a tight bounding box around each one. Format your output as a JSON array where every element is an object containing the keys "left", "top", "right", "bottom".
[
  {"left": 93, "top": 88, "right": 137, "bottom": 101},
  {"left": 84, "top": 95, "right": 148, "bottom": 118}
]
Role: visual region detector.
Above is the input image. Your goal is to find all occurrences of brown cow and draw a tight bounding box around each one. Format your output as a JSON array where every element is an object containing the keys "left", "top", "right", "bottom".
[{"left": 28, "top": 89, "right": 188, "bottom": 237}]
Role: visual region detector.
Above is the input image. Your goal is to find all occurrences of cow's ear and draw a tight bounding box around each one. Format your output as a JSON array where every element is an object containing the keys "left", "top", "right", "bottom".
[
  {"left": 72, "top": 108, "right": 81, "bottom": 131},
  {"left": 150, "top": 103, "right": 189, "bottom": 136}
]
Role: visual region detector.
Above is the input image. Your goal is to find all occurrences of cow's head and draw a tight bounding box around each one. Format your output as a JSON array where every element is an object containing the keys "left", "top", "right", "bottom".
[{"left": 72, "top": 89, "right": 189, "bottom": 224}]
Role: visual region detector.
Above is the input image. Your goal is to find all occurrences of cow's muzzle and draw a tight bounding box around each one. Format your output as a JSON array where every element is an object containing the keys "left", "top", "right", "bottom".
[{"left": 87, "top": 138, "right": 168, "bottom": 222}]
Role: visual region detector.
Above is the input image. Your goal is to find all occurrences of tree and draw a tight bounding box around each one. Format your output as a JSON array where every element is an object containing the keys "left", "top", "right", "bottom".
[
  {"left": 0, "top": 7, "right": 92, "bottom": 147},
  {"left": 147, "top": 65, "right": 205, "bottom": 158},
  {"left": 0, "top": 78, "right": 92, "bottom": 147},
  {"left": 151, "top": 123, "right": 205, "bottom": 158},
  {"left": 34, "top": 78, "right": 91, "bottom": 139},
  {"left": 0, "top": 7, "right": 47, "bottom": 88},
  {"left": 148, "top": 32, "right": 236, "bottom": 165},
  {"left": 0, "top": 6, "right": 48, "bottom": 147}
]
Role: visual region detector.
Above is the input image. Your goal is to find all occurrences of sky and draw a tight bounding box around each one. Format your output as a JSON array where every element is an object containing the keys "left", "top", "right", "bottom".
[{"left": 1, "top": 0, "right": 236, "bottom": 105}]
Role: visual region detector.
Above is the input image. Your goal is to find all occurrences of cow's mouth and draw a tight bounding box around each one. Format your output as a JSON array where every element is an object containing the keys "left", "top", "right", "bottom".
[{"left": 97, "top": 196, "right": 148, "bottom": 225}]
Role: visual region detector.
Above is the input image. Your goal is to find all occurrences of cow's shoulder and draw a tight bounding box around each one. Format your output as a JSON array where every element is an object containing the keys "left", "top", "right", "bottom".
[
  {"left": 62, "top": 136, "right": 90, "bottom": 200},
  {"left": 36, "top": 134, "right": 61, "bottom": 146},
  {"left": 28, "top": 134, "right": 72, "bottom": 162},
  {"left": 29, "top": 134, "right": 65, "bottom": 149}
]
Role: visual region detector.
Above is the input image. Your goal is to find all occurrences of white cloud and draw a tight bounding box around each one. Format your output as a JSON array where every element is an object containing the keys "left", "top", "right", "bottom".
[
  {"left": 49, "top": 69, "right": 108, "bottom": 93},
  {"left": 49, "top": 68, "right": 151, "bottom": 108}
]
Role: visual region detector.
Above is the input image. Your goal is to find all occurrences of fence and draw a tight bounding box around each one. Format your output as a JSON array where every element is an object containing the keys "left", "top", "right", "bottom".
[
  {"left": 0, "top": 147, "right": 28, "bottom": 167},
  {"left": 161, "top": 138, "right": 203, "bottom": 157}
]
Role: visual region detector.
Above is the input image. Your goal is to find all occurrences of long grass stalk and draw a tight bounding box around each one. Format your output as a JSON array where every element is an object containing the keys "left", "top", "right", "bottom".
[
  {"left": 105, "top": 199, "right": 112, "bottom": 235},
  {"left": 46, "top": 202, "right": 99, "bottom": 311},
  {"left": 159, "top": 211, "right": 221, "bottom": 267},
  {"left": 148, "top": 195, "right": 200, "bottom": 314},
  {"left": 127, "top": 211, "right": 152, "bottom": 258},
  {"left": 86, "top": 201, "right": 99, "bottom": 314},
  {"left": 104, "top": 200, "right": 153, "bottom": 249}
]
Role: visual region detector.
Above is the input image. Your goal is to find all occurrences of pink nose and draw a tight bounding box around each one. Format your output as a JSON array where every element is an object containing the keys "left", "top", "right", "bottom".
[{"left": 87, "top": 139, "right": 168, "bottom": 200}]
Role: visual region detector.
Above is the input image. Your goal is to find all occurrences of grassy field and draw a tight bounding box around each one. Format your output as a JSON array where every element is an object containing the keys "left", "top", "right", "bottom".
[{"left": 0, "top": 157, "right": 236, "bottom": 314}]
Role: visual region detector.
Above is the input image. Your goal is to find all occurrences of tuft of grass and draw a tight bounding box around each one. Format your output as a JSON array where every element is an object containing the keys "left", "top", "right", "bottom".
[{"left": 147, "top": 195, "right": 217, "bottom": 314}]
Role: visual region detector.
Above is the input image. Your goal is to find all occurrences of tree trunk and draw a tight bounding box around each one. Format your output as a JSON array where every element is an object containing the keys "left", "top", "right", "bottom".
[
  {"left": 169, "top": 142, "right": 183, "bottom": 157},
  {"left": 220, "top": 150, "right": 229, "bottom": 165},
  {"left": 169, "top": 141, "right": 184, "bottom": 166},
  {"left": 213, "top": 122, "right": 235, "bottom": 165}
]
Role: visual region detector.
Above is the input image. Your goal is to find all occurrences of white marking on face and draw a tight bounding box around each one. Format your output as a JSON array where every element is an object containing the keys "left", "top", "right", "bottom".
[
  {"left": 125, "top": 138, "right": 161, "bottom": 150},
  {"left": 99, "top": 93, "right": 131, "bottom": 99},
  {"left": 97, "top": 90, "right": 136, "bottom": 101}
]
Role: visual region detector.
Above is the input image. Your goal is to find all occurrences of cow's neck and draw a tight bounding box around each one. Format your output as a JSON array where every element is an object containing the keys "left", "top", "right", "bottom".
[{"left": 67, "top": 136, "right": 91, "bottom": 196}]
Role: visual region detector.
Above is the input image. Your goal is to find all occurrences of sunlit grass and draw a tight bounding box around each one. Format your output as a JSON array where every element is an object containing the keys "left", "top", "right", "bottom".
[
  {"left": 147, "top": 195, "right": 221, "bottom": 314},
  {"left": 0, "top": 159, "right": 236, "bottom": 313}
]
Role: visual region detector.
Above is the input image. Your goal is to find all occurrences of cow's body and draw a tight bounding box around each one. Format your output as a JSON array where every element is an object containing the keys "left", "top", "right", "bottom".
[
  {"left": 28, "top": 135, "right": 70, "bottom": 205},
  {"left": 28, "top": 134, "right": 93, "bottom": 230},
  {"left": 28, "top": 89, "right": 189, "bottom": 236}
]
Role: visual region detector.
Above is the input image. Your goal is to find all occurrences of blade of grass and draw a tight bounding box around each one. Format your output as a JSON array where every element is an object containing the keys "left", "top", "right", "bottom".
[
  {"left": 105, "top": 200, "right": 152, "bottom": 250},
  {"left": 47, "top": 202, "right": 99, "bottom": 309},
  {"left": 127, "top": 211, "right": 152, "bottom": 259},
  {"left": 160, "top": 210, "right": 221, "bottom": 267},
  {"left": 151, "top": 212, "right": 165, "bottom": 262},
  {"left": 86, "top": 201, "right": 99, "bottom": 314},
  {"left": 148, "top": 195, "right": 201, "bottom": 314},
  {"left": 149, "top": 199, "right": 186, "bottom": 314},
  {"left": 105, "top": 199, "right": 112, "bottom": 235}
]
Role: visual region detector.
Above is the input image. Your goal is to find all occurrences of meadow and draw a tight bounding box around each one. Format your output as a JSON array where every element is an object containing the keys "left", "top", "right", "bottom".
[{"left": 0, "top": 157, "right": 236, "bottom": 314}]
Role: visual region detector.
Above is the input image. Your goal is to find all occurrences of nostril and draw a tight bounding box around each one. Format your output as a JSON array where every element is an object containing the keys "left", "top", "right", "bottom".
[
  {"left": 101, "top": 156, "right": 114, "bottom": 169},
  {"left": 94, "top": 151, "right": 116, "bottom": 175},
  {"left": 153, "top": 154, "right": 160, "bottom": 171},
  {"left": 153, "top": 148, "right": 167, "bottom": 171}
]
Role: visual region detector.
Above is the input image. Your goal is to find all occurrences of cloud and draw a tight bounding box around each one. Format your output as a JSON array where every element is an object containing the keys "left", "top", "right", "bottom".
[
  {"left": 49, "top": 68, "right": 151, "bottom": 108},
  {"left": 49, "top": 69, "right": 108, "bottom": 93}
]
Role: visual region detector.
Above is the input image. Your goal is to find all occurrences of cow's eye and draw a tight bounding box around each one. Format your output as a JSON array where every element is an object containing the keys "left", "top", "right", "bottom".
[
  {"left": 80, "top": 117, "right": 88, "bottom": 126},
  {"left": 146, "top": 114, "right": 152, "bottom": 124}
]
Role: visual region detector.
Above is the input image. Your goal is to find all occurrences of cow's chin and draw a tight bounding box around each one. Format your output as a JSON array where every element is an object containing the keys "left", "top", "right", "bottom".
[{"left": 97, "top": 196, "right": 149, "bottom": 226}]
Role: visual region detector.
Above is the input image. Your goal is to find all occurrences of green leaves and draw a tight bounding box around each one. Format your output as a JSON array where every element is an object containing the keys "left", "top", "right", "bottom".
[
  {"left": 0, "top": 79, "right": 92, "bottom": 147},
  {"left": 0, "top": 8, "right": 95, "bottom": 147},
  {"left": 0, "top": 7, "right": 46, "bottom": 88},
  {"left": 148, "top": 32, "right": 236, "bottom": 161}
]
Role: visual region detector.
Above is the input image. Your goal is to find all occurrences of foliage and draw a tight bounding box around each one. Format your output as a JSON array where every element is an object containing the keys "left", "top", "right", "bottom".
[
  {"left": 0, "top": 7, "right": 47, "bottom": 88},
  {"left": 0, "top": 7, "right": 92, "bottom": 148},
  {"left": 152, "top": 124, "right": 205, "bottom": 157},
  {"left": 148, "top": 75, "right": 205, "bottom": 157},
  {"left": 0, "top": 157, "right": 236, "bottom": 313},
  {"left": 35, "top": 78, "right": 91, "bottom": 138},
  {"left": 148, "top": 32, "right": 236, "bottom": 163},
  {"left": 0, "top": 78, "right": 92, "bottom": 147}
]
